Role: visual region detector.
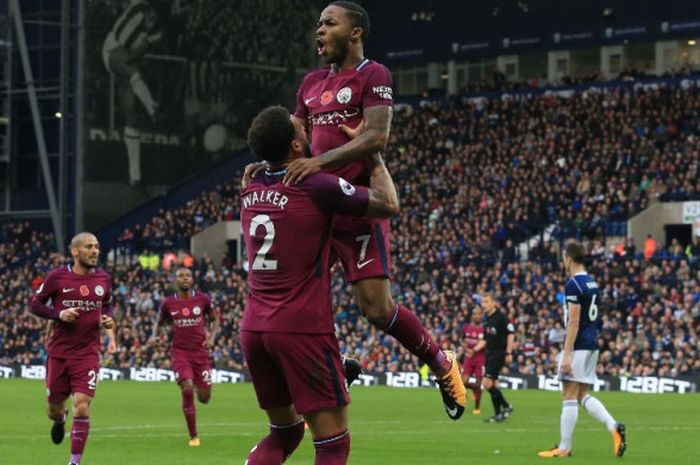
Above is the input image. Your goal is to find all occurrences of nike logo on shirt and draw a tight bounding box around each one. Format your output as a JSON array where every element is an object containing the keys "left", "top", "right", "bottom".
[
  {"left": 304, "top": 96, "right": 317, "bottom": 105},
  {"left": 62, "top": 288, "right": 74, "bottom": 293},
  {"left": 356, "top": 259, "right": 375, "bottom": 269}
]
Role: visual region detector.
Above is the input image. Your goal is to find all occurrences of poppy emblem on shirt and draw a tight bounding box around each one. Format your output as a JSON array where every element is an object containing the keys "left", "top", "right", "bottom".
[
  {"left": 182, "top": 307, "right": 190, "bottom": 316},
  {"left": 80, "top": 285, "right": 90, "bottom": 296},
  {"left": 95, "top": 285, "right": 104, "bottom": 296},
  {"left": 193, "top": 306, "right": 201, "bottom": 316},
  {"left": 320, "top": 90, "right": 334, "bottom": 105},
  {"left": 336, "top": 87, "right": 352, "bottom": 104}
]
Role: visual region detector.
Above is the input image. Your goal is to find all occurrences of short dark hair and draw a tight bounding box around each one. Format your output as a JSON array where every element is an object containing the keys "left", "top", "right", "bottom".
[
  {"left": 247, "top": 106, "right": 295, "bottom": 164},
  {"left": 329, "top": 1, "right": 370, "bottom": 43},
  {"left": 564, "top": 241, "right": 586, "bottom": 264}
]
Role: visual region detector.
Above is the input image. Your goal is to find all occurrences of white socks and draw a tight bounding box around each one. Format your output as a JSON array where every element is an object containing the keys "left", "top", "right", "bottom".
[
  {"left": 582, "top": 394, "right": 617, "bottom": 432},
  {"left": 559, "top": 400, "right": 578, "bottom": 451}
]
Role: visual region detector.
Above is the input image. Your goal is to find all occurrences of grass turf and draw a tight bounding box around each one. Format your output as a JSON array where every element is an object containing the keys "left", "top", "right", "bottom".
[{"left": 0, "top": 378, "right": 698, "bottom": 464}]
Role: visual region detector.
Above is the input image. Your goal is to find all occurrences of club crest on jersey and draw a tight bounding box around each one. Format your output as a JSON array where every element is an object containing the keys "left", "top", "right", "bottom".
[
  {"left": 338, "top": 177, "right": 356, "bottom": 196},
  {"left": 182, "top": 307, "right": 190, "bottom": 316},
  {"left": 79, "top": 285, "right": 90, "bottom": 297},
  {"left": 95, "top": 285, "right": 105, "bottom": 296},
  {"left": 336, "top": 87, "right": 352, "bottom": 104},
  {"left": 320, "top": 90, "right": 334, "bottom": 105},
  {"left": 193, "top": 306, "right": 201, "bottom": 316}
]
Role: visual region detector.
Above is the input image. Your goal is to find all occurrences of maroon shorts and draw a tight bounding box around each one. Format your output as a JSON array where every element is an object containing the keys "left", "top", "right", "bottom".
[
  {"left": 241, "top": 330, "right": 350, "bottom": 414},
  {"left": 331, "top": 215, "right": 391, "bottom": 282},
  {"left": 46, "top": 356, "right": 100, "bottom": 403},
  {"left": 172, "top": 352, "right": 213, "bottom": 390},
  {"left": 461, "top": 354, "right": 485, "bottom": 379}
]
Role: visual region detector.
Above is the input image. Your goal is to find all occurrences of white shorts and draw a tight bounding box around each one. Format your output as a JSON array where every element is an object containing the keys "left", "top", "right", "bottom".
[{"left": 557, "top": 350, "right": 598, "bottom": 385}]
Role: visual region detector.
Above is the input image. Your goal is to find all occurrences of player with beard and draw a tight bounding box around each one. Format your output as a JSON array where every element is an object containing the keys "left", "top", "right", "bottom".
[
  {"left": 241, "top": 105, "right": 399, "bottom": 465},
  {"left": 243, "top": 0, "right": 466, "bottom": 421},
  {"left": 30, "top": 233, "right": 115, "bottom": 465},
  {"left": 151, "top": 267, "right": 218, "bottom": 447}
]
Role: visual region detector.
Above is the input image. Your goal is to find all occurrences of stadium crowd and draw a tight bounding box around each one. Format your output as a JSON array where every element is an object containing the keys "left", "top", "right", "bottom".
[{"left": 2, "top": 79, "right": 700, "bottom": 380}]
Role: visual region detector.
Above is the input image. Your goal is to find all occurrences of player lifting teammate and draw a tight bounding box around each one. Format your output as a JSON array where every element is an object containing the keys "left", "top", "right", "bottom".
[
  {"left": 240, "top": 105, "right": 399, "bottom": 465},
  {"left": 30, "top": 233, "right": 115, "bottom": 465},
  {"left": 151, "top": 267, "right": 219, "bottom": 447},
  {"left": 244, "top": 0, "right": 466, "bottom": 420},
  {"left": 538, "top": 242, "right": 626, "bottom": 458}
]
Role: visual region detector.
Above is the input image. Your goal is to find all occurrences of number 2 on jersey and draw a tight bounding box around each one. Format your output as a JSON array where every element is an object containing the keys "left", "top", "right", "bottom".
[
  {"left": 250, "top": 214, "right": 278, "bottom": 271},
  {"left": 588, "top": 294, "right": 598, "bottom": 321}
]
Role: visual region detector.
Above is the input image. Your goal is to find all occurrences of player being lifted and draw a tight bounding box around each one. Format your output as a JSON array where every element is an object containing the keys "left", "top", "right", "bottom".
[
  {"left": 273, "top": 0, "right": 465, "bottom": 419},
  {"left": 30, "top": 233, "right": 115, "bottom": 465},
  {"left": 151, "top": 267, "right": 219, "bottom": 447},
  {"left": 241, "top": 105, "right": 399, "bottom": 465},
  {"left": 461, "top": 306, "right": 486, "bottom": 415},
  {"left": 538, "top": 242, "right": 626, "bottom": 458}
]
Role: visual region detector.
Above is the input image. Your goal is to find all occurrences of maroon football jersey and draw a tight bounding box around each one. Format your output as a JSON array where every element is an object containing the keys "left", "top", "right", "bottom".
[
  {"left": 294, "top": 59, "right": 394, "bottom": 185},
  {"left": 462, "top": 323, "right": 485, "bottom": 354},
  {"left": 159, "top": 291, "right": 212, "bottom": 358},
  {"left": 30, "top": 265, "right": 113, "bottom": 359},
  {"left": 241, "top": 170, "right": 369, "bottom": 334}
]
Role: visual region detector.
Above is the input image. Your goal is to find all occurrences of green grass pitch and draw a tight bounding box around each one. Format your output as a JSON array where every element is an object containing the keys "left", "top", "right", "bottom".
[{"left": 1, "top": 379, "right": 698, "bottom": 464}]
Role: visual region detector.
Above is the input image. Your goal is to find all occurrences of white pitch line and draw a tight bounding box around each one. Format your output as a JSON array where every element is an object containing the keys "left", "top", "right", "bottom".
[{"left": 4, "top": 425, "right": 698, "bottom": 440}]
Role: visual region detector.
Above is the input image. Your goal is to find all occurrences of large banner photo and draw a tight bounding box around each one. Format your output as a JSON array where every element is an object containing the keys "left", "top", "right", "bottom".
[{"left": 84, "top": 0, "right": 319, "bottom": 227}]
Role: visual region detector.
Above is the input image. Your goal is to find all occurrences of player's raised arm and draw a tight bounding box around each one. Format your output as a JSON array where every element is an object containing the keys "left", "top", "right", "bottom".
[{"left": 284, "top": 106, "right": 392, "bottom": 185}]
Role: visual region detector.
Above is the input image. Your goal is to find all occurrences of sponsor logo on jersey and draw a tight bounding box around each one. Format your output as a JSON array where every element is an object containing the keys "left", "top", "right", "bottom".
[
  {"left": 304, "top": 96, "right": 317, "bottom": 105},
  {"left": 320, "top": 90, "right": 334, "bottom": 105},
  {"left": 63, "top": 300, "right": 103, "bottom": 312},
  {"left": 37, "top": 283, "right": 44, "bottom": 294},
  {"left": 311, "top": 108, "right": 361, "bottom": 126},
  {"left": 173, "top": 317, "right": 202, "bottom": 328},
  {"left": 193, "top": 306, "right": 201, "bottom": 316},
  {"left": 80, "top": 285, "right": 90, "bottom": 297},
  {"left": 336, "top": 86, "right": 352, "bottom": 104},
  {"left": 95, "top": 285, "right": 105, "bottom": 296},
  {"left": 338, "top": 177, "right": 356, "bottom": 196}
]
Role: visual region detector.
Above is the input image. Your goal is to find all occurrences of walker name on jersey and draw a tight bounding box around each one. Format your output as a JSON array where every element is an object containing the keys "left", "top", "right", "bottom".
[
  {"left": 173, "top": 316, "right": 202, "bottom": 328},
  {"left": 62, "top": 300, "right": 103, "bottom": 312},
  {"left": 243, "top": 190, "right": 289, "bottom": 210},
  {"left": 311, "top": 108, "right": 361, "bottom": 126}
]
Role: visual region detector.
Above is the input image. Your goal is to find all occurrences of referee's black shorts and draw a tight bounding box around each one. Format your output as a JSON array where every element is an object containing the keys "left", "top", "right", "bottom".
[{"left": 484, "top": 350, "right": 506, "bottom": 380}]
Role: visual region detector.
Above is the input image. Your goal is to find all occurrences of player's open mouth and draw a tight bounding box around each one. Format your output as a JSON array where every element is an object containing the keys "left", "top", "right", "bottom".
[{"left": 317, "top": 38, "right": 327, "bottom": 56}]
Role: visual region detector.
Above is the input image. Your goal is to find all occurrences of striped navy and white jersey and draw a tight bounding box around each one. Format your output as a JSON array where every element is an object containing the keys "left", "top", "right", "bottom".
[
  {"left": 103, "top": 0, "right": 156, "bottom": 54},
  {"left": 564, "top": 271, "right": 601, "bottom": 350}
]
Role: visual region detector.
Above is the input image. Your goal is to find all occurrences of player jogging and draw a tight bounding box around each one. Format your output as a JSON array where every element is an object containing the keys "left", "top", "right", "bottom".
[
  {"left": 481, "top": 292, "right": 515, "bottom": 423},
  {"left": 102, "top": 0, "right": 161, "bottom": 187},
  {"left": 264, "top": 0, "right": 465, "bottom": 420},
  {"left": 240, "top": 105, "right": 398, "bottom": 465},
  {"left": 461, "top": 306, "right": 486, "bottom": 414},
  {"left": 29, "top": 233, "right": 115, "bottom": 465},
  {"left": 151, "top": 267, "right": 218, "bottom": 447},
  {"left": 538, "top": 242, "right": 626, "bottom": 458}
]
